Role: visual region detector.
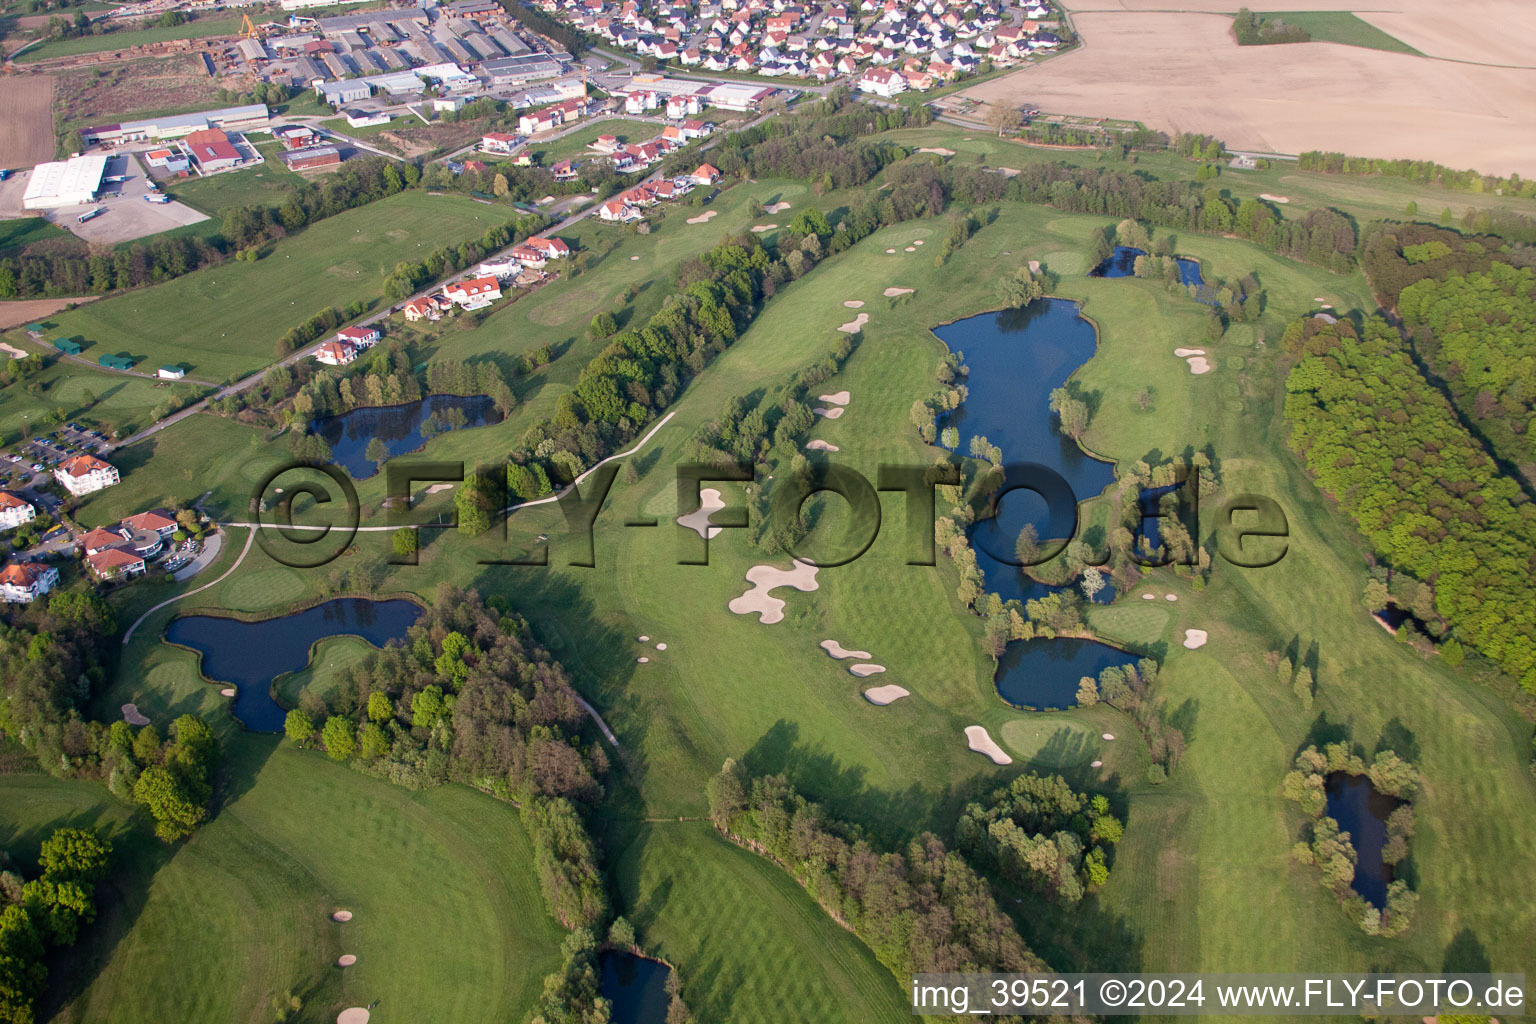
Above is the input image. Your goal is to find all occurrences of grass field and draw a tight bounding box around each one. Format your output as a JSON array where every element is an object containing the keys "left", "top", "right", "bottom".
[
  {"left": 1253, "top": 10, "right": 1423, "bottom": 54},
  {"left": 16, "top": 13, "right": 244, "bottom": 62},
  {"left": 45, "top": 191, "right": 516, "bottom": 382},
  {"left": 74, "top": 146, "right": 1536, "bottom": 1014},
  {"left": 167, "top": 145, "right": 304, "bottom": 215},
  {"left": 0, "top": 736, "right": 563, "bottom": 1023},
  {"left": 0, "top": 216, "right": 71, "bottom": 256},
  {"left": 524, "top": 119, "right": 659, "bottom": 166}
]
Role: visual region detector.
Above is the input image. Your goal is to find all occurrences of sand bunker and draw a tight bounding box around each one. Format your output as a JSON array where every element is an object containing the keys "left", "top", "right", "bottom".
[
  {"left": 1141, "top": 593, "right": 1155, "bottom": 600},
  {"left": 751, "top": 224, "right": 777, "bottom": 232},
  {"left": 838, "top": 313, "right": 869, "bottom": 333},
  {"left": 1259, "top": 193, "right": 1290, "bottom": 204},
  {"left": 996, "top": 167, "right": 1022, "bottom": 177},
  {"left": 728, "top": 559, "right": 821, "bottom": 624},
  {"left": 804, "top": 439, "right": 840, "bottom": 451},
  {"left": 813, "top": 406, "right": 845, "bottom": 419},
  {"left": 630, "top": 255, "right": 640, "bottom": 260},
  {"left": 1102, "top": 733, "right": 1116, "bottom": 741},
  {"left": 883, "top": 287, "right": 913, "bottom": 297},
  {"left": 1183, "top": 629, "right": 1209, "bottom": 649},
  {"left": 121, "top": 704, "right": 149, "bottom": 726},
  {"left": 850, "top": 664, "right": 886, "bottom": 677},
  {"left": 765, "top": 201, "right": 792, "bottom": 213},
  {"left": 337, "top": 954, "right": 357, "bottom": 967},
  {"left": 965, "top": 726, "right": 1013, "bottom": 765},
  {"left": 885, "top": 248, "right": 897, "bottom": 253},
  {"left": 912, "top": 240, "right": 924, "bottom": 246},
  {"left": 637, "top": 656, "right": 649, "bottom": 663},
  {"left": 677, "top": 487, "right": 726, "bottom": 540},
  {"left": 639, "top": 635, "right": 649, "bottom": 642},
  {"left": 917, "top": 147, "right": 956, "bottom": 156},
  {"left": 337, "top": 1010, "right": 369, "bottom": 1024},
  {"left": 656, "top": 642, "right": 667, "bottom": 650},
  {"left": 1173, "top": 348, "right": 1205, "bottom": 357},
  {"left": 1186, "top": 356, "right": 1212, "bottom": 375},
  {"left": 864, "top": 685, "right": 910, "bottom": 705},
  {"left": 904, "top": 246, "right": 916, "bottom": 252},
  {"left": 817, "top": 390, "right": 850, "bottom": 406},
  {"left": 219, "top": 688, "right": 235, "bottom": 697},
  {"left": 1090, "top": 759, "right": 1103, "bottom": 768},
  {"left": 0, "top": 342, "right": 27, "bottom": 359},
  {"left": 843, "top": 300, "right": 864, "bottom": 308},
  {"left": 821, "top": 639, "right": 872, "bottom": 660},
  {"left": 686, "top": 210, "right": 718, "bottom": 224},
  {"left": 1165, "top": 594, "right": 1178, "bottom": 602},
  {"left": 332, "top": 910, "right": 353, "bottom": 922}
]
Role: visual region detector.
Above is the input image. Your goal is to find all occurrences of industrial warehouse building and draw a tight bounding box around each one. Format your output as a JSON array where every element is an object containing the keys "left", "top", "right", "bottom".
[
  {"left": 80, "top": 104, "right": 270, "bottom": 147},
  {"left": 22, "top": 155, "right": 107, "bottom": 210}
]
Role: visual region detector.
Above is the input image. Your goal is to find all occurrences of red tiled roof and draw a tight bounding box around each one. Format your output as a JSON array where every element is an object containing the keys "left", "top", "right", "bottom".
[
  {"left": 87, "top": 547, "right": 143, "bottom": 573},
  {"left": 60, "top": 455, "right": 112, "bottom": 478}
]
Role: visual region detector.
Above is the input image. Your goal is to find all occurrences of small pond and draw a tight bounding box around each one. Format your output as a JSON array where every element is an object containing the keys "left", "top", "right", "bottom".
[
  {"left": 1091, "top": 245, "right": 1205, "bottom": 289},
  {"left": 599, "top": 951, "right": 672, "bottom": 1024},
  {"left": 1324, "top": 772, "right": 1401, "bottom": 908},
  {"left": 995, "top": 637, "right": 1142, "bottom": 710},
  {"left": 165, "top": 597, "right": 423, "bottom": 732},
  {"left": 312, "top": 394, "right": 501, "bottom": 480}
]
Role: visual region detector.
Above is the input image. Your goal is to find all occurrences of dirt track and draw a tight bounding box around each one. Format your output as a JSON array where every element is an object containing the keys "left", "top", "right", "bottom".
[
  {"left": 0, "top": 76, "right": 57, "bottom": 169},
  {"left": 965, "top": 6, "right": 1536, "bottom": 175}
]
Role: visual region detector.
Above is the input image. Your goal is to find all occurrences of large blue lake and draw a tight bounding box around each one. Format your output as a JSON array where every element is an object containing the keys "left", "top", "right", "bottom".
[
  {"left": 932, "top": 300, "right": 1137, "bottom": 708},
  {"left": 165, "top": 597, "right": 423, "bottom": 731}
]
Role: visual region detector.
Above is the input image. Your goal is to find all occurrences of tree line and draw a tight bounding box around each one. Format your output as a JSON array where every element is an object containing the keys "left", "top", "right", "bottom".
[
  {"left": 706, "top": 760, "right": 1048, "bottom": 978},
  {"left": 1232, "top": 8, "right": 1310, "bottom": 44},
  {"left": 1282, "top": 314, "right": 1536, "bottom": 689}
]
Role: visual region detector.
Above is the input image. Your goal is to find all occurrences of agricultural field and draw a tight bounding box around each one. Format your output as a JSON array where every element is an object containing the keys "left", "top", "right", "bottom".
[
  {"left": 45, "top": 191, "right": 515, "bottom": 383},
  {"left": 52, "top": 55, "right": 251, "bottom": 136},
  {"left": 0, "top": 74, "right": 56, "bottom": 167},
  {"left": 1251, "top": 10, "right": 1422, "bottom": 53},
  {"left": 966, "top": 4, "right": 1536, "bottom": 174},
  {"left": 14, "top": 13, "right": 245, "bottom": 63}
]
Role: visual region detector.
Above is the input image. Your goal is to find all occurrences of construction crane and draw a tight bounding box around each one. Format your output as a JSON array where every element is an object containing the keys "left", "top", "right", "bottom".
[{"left": 240, "top": 13, "right": 262, "bottom": 39}]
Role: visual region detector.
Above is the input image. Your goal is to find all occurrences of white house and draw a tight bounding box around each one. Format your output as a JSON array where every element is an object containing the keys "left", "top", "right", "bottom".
[
  {"left": 857, "top": 67, "right": 908, "bottom": 96},
  {"left": 443, "top": 276, "right": 503, "bottom": 309},
  {"left": 336, "top": 325, "right": 380, "bottom": 349},
  {"left": 0, "top": 491, "right": 35, "bottom": 531},
  {"left": 54, "top": 455, "right": 119, "bottom": 497},
  {"left": 0, "top": 563, "right": 58, "bottom": 603},
  {"left": 315, "top": 341, "right": 357, "bottom": 366},
  {"left": 598, "top": 199, "right": 641, "bottom": 222}
]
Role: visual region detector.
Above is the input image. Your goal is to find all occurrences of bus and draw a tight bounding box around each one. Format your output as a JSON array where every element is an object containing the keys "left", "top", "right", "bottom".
[{"left": 76, "top": 208, "right": 103, "bottom": 224}]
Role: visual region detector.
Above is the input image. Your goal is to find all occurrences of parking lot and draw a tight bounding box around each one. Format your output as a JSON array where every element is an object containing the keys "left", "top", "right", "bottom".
[{"left": 40, "top": 153, "right": 209, "bottom": 244}]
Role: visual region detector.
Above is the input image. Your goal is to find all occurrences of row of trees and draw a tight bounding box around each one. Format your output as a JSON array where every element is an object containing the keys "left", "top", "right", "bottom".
[
  {"left": 1282, "top": 315, "right": 1536, "bottom": 689},
  {"left": 956, "top": 773, "right": 1125, "bottom": 904},
  {"left": 1232, "top": 8, "right": 1311, "bottom": 44},
  {"left": 706, "top": 760, "right": 1048, "bottom": 977},
  {"left": 1298, "top": 149, "right": 1536, "bottom": 201},
  {"left": 0, "top": 827, "right": 112, "bottom": 1022},
  {"left": 1282, "top": 743, "right": 1419, "bottom": 936}
]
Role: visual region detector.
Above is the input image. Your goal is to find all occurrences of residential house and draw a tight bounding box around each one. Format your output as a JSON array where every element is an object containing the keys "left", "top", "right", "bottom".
[
  {"left": 525, "top": 236, "right": 572, "bottom": 259},
  {"left": 0, "top": 492, "right": 35, "bottom": 532},
  {"left": 857, "top": 66, "right": 907, "bottom": 96},
  {"left": 443, "top": 276, "right": 503, "bottom": 308},
  {"left": 592, "top": 133, "right": 621, "bottom": 153},
  {"left": 552, "top": 159, "right": 578, "bottom": 181},
  {"left": 336, "top": 326, "right": 380, "bottom": 349},
  {"left": 482, "top": 132, "right": 520, "bottom": 154},
  {"left": 315, "top": 341, "right": 357, "bottom": 366},
  {"left": 692, "top": 162, "right": 721, "bottom": 185},
  {"left": 598, "top": 199, "right": 641, "bottom": 222},
  {"left": 403, "top": 296, "right": 445, "bottom": 322},
  {"left": 55, "top": 455, "right": 119, "bottom": 497},
  {"left": 0, "top": 563, "right": 57, "bottom": 603}
]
